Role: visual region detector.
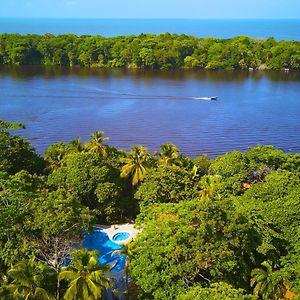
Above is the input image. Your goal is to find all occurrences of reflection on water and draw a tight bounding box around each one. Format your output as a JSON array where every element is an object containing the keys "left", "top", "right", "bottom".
[
  {"left": 1, "top": 65, "right": 300, "bottom": 82},
  {"left": 0, "top": 66, "right": 299, "bottom": 157}
]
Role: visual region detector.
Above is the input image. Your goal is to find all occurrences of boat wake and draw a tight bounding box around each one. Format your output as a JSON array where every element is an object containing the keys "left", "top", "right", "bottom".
[{"left": 86, "top": 87, "right": 218, "bottom": 101}]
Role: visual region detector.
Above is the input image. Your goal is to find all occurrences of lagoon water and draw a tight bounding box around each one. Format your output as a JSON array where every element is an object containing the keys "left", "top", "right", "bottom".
[
  {"left": 0, "top": 19, "right": 300, "bottom": 40},
  {"left": 0, "top": 66, "right": 299, "bottom": 157}
]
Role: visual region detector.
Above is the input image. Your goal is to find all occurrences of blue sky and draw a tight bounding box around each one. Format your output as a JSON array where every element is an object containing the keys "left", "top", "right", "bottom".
[{"left": 1, "top": 0, "right": 299, "bottom": 19}]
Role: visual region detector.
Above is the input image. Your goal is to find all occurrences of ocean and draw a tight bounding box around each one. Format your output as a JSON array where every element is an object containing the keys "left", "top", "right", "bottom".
[{"left": 0, "top": 18, "right": 299, "bottom": 40}]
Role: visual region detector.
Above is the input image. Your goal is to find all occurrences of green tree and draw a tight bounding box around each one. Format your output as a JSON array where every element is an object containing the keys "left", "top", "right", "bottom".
[
  {"left": 112, "top": 244, "right": 133, "bottom": 292},
  {"left": 193, "top": 154, "right": 211, "bottom": 177},
  {"left": 209, "top": 150, "right": 254, "bottom": 195},
  {"left": 238, "top": 170, "right": 300, "bottom": 252},
  {"left": 84, "top": 131, "right": 109, "bottom": 158},
  {"left": 0, "top": 33, "right": 299, "bottom": 70},
  {"left": 48, "top": 152, "right": 125, "bottom": 222},
  {"left": 198, "top": 175, "right": 221, "bottom": 201},
  {"left": 247, "top": 145, "right": 287, "bottom": 171},
  {"left": 155, "top": 143, "right": 180, "bottom": 166},
  {"left": 129, "top": 199, "right": 261, "bottom": 299},
  {"left": 250, "top": 261, "right": 285, "bottom": 300},
  {"left": 177, "top": 282, "right": 254, "bottom": 300},
  {"left": 44, "top": 142, "right": 68, "bottom": 171},
  {"left": 0, "top": 170, "right": 45, "bottom": 266},
  {"left": 58, "top": 249, "right": 110, "bottom": 300},
  {"left": 135, "top": 164, "right": 196, "bottom": 209},
  {"left": 7, "top": 257, "right": 55, "bottom": 300},
  {"left": 120, "top": 145, "right": 151, "bottom": 187},
  {"left": 67, "top": 137, "right": 84, "bottom": 153},
  {"left": 0, "top": 131, "right": 45, "bottom": 175},
  {"left": 0, "top": 119, "right": 25, "bottom": 131},
  {"left": 30, "top": 188, "right": 94, "bottom": 269}
]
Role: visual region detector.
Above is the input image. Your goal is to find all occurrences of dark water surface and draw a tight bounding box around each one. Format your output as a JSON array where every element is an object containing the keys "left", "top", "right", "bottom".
[
  {"left": 0, "top": 66, "right": 299, "bottom": 157},
  {"left": 0, "top": 19, "right": 300, "bottom": 40}
]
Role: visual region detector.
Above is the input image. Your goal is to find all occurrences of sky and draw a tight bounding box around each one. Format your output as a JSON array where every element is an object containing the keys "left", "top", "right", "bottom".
[{"left": 0, "top": 0, "right": 299, "bottom": 19}]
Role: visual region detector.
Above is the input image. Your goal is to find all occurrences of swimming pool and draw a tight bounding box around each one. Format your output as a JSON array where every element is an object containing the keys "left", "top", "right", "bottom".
[
  {"left": 82, "top": 227, "right": 126, "bottom": 273},
  {"left": 112, "top": 232, "right": 130, "bottom": 241}
]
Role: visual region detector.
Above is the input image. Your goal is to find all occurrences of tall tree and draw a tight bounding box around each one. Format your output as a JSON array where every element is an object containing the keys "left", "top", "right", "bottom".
[
  {"left": 58, "top": 249, "right": 110, "bottom": 300},
  {"left": 250, "top": 261, "right": 285, "bottom": 300},
  {"left": 0, "top": 121, "right": 44, "bottom": 175},
  {"left": 67, "top": 137, "right": 84, "bottom": 153},
  {"left": 121, "top": 145, "right": 151, "bottom": 187},
  {"left": 7, "top": 257, "right": 55, "bottom": 300},
  {"left": 29, "top": 188, "right": 94, "bottom": 299},
  {"left": 112, "top": 243, "right": 133, "bottom": 291},
  {"left": 129, "top": 199, "right": 260, "bottom": 300},
  {"left": 155, "top": 143, "right": 179, "bottom": 166},
  {"left": 199, "top": 175, "right": 221, "bottom": 201},
  {"left": 44, "top": 142, "right": 68, "bottom": 171},
  {"left": 84, "top": 131, "right": 109, "bottom": 158}
]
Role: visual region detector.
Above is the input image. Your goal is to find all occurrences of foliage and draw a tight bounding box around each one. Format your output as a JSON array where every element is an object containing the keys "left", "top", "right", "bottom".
[
  {"left": 193, "top": 154, "right": 211, "bottom": 176},
  {"left": 177, "top": 282, "right": 255, "bottom": 300},
  {"left": 47, "top": 152, "right": 128, "bottom": 223},
  {"left": 135, "top": 164, "right": 196, "bottom": 209},
  {"left": 0, "top": 131, "right": 45, "bottom": 175},
  {"left": 29, "top": 188, "right": 94, "bottom": 273},
  {"left": 0, "top": 123, "right": 300, "bottom": 299},
  {"left": 6, "top": 257, "right": 56, "bottom": 300},
  {"left": 0, "top": 170, "right": 45, "bottom": 265},
  {"left": 120, "top": 145, "right": 152, "bottom": 187},
  {"left": 154, "top": 143, "right": 180, "bottom": 166},
  {"left": 198, "top": 175, "right": 221, "bottom": 201},
  {"left": 0, "top": 119, "right": 25, "bottom": 131},
  {"left": 0, "top": 34, "right": 299, "bottom": 70},
  {"left": 44, "top": 142, "right": 69, "bottom": 171},
  {"left": 129, "top": 199, "right": 261, "bottom": 299},
  {"left": 58, "top": 249, "right": 110, "bottom": 300},
  {"left": 84, "top": 131, "right": 109, "bottom": 158},
  {"left": 250, "top": 261, "right": 285, "bottom": 300},
  {"left": 247, "top": 145, "right": 287, "bottom": 171},
  {"left": 238, "top": 170, "right": 300, "bottom": 249},
  {"left": 209, "top": 150, "right": 254, "bottom": 195}
]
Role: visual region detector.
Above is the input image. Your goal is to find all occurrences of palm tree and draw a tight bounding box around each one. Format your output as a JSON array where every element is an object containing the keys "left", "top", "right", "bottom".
[
  {"left": 7, "top": 257, "right": 55, "bottom": 300},
  {"left": 84, "top": 131, "right": 109, "bottom": 158},
  {"left": 120, "top": 145, "right": 151, "bottom": 187},
  {"left": 67, "top": 137, "right": 84, "bottom": 153},
  {"left": 44, "top": 142, "right": 68, "bottom": 171},
  {"left": 199, "top": 175, "right": 221, "bottom": 201},
  {"left": 0, "top": 119, "right": 25, "bottom": 131},
  {"left": 250, "top": 261, "right": 285, "bottom": 300},
  {"left": 0, "top": 272, "right": 12, "bottom": 300},
  {"left": 58, "top": 249, "right": 110, "bottom": 300},
  {"left": 154, "top": 143, "right": 179, "bottom": 166},
  {"left": 112, "top": 244, "right": 133, "bottom": 292}
]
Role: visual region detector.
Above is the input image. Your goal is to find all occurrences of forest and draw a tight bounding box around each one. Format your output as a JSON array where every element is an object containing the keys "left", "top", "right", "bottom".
[
  {"left": 0, "top": 119, "right": 300, "bottom": 299},
  {"left": 0, "top": 33, "right": 300, "bottom": 70}
]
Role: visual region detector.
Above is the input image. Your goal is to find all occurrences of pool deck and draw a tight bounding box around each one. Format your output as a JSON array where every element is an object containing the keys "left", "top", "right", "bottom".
[{"left": 95, "top": 223, "right": 140, "bottom": 245}]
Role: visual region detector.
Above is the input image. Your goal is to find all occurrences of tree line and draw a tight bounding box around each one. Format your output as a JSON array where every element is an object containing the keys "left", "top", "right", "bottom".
[
  {"left": 0, "top": 119, "right": 300, "bottom": 299},
  {"left": 0, "top": 33, "right": 299, "bottom": 70}
]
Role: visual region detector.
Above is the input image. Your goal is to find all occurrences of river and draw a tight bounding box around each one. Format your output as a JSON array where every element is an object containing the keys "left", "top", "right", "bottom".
[{"left": 0, "top": 66, "right": 299, "bottom": 157}]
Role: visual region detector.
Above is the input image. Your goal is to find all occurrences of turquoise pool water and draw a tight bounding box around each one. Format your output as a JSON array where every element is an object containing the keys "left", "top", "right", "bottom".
[
  {"left": 112, "top": 232, "right": 130, "bottom": 241},
  {"left": 82, "top": 227, "right": 126, "bottom": 272}
]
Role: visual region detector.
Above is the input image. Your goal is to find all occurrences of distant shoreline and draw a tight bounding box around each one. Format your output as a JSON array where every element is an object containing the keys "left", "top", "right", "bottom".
[{"left": 0, "top": 33, "right": 299, "bottom": 70}]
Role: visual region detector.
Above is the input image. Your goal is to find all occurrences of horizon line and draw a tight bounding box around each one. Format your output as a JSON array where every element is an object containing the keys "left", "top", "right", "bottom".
[{"left": 0, "top": 17, "right": 300, "bottom": 20}]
